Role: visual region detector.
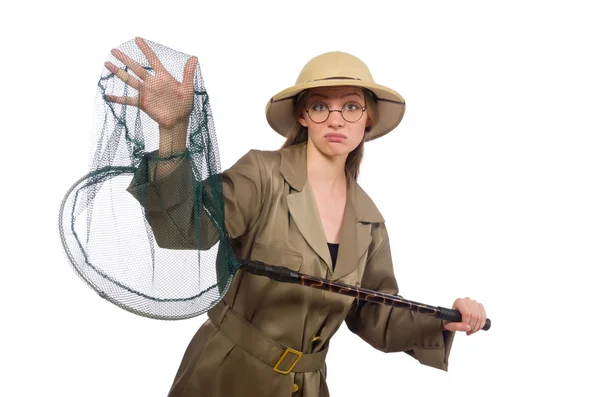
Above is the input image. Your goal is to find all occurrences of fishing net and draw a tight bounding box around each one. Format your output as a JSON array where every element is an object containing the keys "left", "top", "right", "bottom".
[
  {"left": 58, "top": 37, "right": 239, "bottom": 320},
  {"left": 58, "top": 37, "right": 491, "bottom": 330}
]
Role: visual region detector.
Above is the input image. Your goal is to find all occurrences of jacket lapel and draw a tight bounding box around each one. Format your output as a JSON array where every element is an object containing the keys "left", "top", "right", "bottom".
[
  {"left": 287, "top": 185, "right": 333, "bottom": 271},
  {"left": 280, "top": 143, "right": 333, "bottom": 271},
  {"left": 332, "top": 199, "right": 362, "bottom": 279},
  {"left": 279, "top": 143, "right": 385, "bottom": 280}
]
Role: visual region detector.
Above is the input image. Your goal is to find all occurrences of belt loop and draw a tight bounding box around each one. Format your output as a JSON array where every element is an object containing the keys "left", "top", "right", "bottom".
[
  {"left": 217, "top": 302, "right": 229, "bottom": 325},
  {"left": 209, "top": 301, "right": 230, "bottom": 327}
]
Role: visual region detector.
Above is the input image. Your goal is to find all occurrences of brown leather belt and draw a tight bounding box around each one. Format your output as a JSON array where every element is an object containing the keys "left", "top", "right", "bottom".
[{"left": 208, "top": 300, "right": 328, "bottom": 374}]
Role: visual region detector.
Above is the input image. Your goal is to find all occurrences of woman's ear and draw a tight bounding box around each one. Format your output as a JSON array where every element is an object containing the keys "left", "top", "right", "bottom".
[
  {"left": 365, "top": 115, "right": 372, "bottom": 133},
  {"left": 298, "top": 114, "right": 309, "bottom": 127}
]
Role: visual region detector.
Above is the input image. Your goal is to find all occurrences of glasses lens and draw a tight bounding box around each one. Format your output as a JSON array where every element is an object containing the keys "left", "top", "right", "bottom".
[
  {"left": 307, "top": 102, "right": 329, "bottom": 123},
  {"left": 342, "top": 101, "right": 364, "bottom": 122}
]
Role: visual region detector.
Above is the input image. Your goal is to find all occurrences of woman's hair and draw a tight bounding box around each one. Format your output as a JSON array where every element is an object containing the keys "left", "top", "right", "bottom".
[{"left": 281, "top": 88, "right": 379, "bottom": 181}]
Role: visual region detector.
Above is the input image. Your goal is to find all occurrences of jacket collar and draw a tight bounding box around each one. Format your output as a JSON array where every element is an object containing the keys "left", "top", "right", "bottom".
[
  {"left": 279, "top": 142, "right": 384, "bottom": 279},
  {"left": 279, "top": 143, "right": 385, "bottom": 223}
]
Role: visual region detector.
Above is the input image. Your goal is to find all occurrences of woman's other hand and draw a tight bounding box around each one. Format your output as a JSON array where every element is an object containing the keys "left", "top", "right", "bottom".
[{"left": 442, "top": 297, "right": 487, "bottom": 336}]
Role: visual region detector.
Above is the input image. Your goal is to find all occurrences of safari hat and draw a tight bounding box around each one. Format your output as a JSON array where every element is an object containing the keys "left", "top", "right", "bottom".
[{"left": 265, "top": 51, "right": 406, "bottom": 141}]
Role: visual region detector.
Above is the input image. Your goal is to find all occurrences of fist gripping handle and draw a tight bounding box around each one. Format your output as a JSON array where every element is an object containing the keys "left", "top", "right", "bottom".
[{"left": 438, "top": 306, "right": 491, "bottom": 331}]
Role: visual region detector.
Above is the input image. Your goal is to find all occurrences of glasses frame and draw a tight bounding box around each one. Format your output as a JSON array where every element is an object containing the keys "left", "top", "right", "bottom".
[{"left": 304, "top": 100, "right": 367, "bottom": 124}]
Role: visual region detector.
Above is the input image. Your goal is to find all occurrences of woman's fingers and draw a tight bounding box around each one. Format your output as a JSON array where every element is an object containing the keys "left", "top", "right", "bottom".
[
  {"left": 101, "top": 38, "right": 198, "bottom": 125},
  {"left": 476, "top": 302, "right": 486, "bottom": 332},
  {"left": 459, "top": 301, "right": 474, "bottom": 333},
  {"left": 110, "top": 48, "right": 149, "bottom": 81},
  {"left": 466, "top": 299, "right": 485, "bottom": 335},
  {"left": 105, "top": 61, "right": 141, "bottom": 91},
  {"left": 135, "top": 37, "right": 164, "bottom": 74},
  {"left": 444, "top": 320, "right": 470, "bottom": 332},
  {"left": 443, "top": 297, "right": 487, "bottom": 335},
  {"left": 481, "top": 305, "right": 487, "bottom": 330},
  {"left": 466, "top": 300, "right": 478, "bottom": 335},
  {"left": 182, "top": 56, "right": 198, "bottom": 90},
  {"left": 105, "top": 94, "right": 139, "bottom": 107}
]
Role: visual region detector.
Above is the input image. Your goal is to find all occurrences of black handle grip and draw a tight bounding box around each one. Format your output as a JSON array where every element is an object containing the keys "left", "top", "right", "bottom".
[
  {"left": 438, "top": 307, "right": 491, "bottom": 331},
  {"left": 241, "top": 260, "right": 300, "bottom": 284}
]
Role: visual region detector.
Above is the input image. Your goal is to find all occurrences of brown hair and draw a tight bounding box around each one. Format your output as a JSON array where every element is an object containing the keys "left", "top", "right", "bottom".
[{"left": 281, "top": 89, "right": 379, "bottom": 181}]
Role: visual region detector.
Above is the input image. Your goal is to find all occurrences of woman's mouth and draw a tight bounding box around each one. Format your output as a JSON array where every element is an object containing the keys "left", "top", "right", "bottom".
[{"left": 324, "top": 133, "right": 347, "bottom": 142}]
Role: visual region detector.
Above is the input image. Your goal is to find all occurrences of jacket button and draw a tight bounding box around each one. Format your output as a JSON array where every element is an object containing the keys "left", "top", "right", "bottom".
[
  {"left": 293, "top": 383, "right": 299, "bottom": 393},
  {"left": 311, "top": 335, "right": 321, "bottom": 343}
]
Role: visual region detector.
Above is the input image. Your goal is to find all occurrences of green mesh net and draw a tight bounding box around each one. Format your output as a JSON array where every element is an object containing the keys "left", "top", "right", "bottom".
[{"left": 58, "top": 37, "right": 240, "bottom": 320}]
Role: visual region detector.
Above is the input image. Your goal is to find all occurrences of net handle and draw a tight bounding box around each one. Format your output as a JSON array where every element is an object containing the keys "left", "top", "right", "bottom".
[{"left": 241, "top": 259, "right": 491, "bottom": 331}]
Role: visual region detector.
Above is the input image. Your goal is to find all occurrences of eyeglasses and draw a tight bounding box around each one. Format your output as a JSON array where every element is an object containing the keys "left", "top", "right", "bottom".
[{"left": 304, "top": 101, "right": 367, "bottom": 124}]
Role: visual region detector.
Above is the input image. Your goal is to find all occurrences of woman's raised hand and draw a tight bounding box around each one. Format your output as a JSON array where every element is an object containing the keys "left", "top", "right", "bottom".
[{"left": 104, "top": 37, "right": 198, "bottom": 132}]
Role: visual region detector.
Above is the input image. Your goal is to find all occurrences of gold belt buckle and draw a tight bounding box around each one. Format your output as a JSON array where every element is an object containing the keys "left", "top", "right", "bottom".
[{"left": 273, "top": 347, "right": 303, "bottom": 374}]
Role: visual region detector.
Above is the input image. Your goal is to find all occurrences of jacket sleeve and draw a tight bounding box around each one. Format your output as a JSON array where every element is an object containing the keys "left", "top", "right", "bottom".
[
  {"left": 344, "top": 222, "right": 455, "bottom": 371},
  {"left": 125, "top": 149, "right": 265, "bottom": 250}
]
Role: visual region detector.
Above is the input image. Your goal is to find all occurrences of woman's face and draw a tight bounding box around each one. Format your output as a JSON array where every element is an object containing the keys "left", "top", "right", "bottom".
[{"left": 298, "top": 86, "right": 370, "bottom": 158}]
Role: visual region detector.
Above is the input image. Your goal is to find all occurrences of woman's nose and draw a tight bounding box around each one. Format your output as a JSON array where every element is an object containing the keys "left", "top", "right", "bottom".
[{"left": 327, "top": 109, "right": 345, "bottom": 127}]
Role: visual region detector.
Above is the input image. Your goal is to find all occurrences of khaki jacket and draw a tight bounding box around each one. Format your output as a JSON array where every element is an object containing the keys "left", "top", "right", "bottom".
[{"left": 127, "top": 142, "right": 454, "bottom": 397}]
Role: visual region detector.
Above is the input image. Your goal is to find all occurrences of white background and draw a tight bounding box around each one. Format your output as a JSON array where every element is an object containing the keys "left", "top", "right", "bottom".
[{"left": 2, "top": 0, "right": 599, "bottom": 396}]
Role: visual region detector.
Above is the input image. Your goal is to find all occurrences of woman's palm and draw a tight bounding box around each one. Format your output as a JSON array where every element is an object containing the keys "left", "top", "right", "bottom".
[{"left": 104, "top": 37, "right": 197, "bottom": 130}]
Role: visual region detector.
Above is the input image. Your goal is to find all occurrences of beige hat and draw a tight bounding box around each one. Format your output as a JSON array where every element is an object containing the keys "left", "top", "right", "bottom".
[{"left": 265, "top": 51, "right": 406, "bottom": 141}]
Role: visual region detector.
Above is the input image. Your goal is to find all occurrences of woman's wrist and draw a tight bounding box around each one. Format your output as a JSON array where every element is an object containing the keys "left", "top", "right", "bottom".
[{"left": 159, "top": 122, "right": 188, "bottom": 157}]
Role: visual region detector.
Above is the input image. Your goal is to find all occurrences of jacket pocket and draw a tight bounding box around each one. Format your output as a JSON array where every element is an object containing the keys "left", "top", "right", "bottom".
[{"left": 250, "top": 243, "right": 303, "bottom": 271}]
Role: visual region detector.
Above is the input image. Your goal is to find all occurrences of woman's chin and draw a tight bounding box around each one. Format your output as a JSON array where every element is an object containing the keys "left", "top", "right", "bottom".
[{"left": 321, "top": 143, "right": 352, "bottom": 158}]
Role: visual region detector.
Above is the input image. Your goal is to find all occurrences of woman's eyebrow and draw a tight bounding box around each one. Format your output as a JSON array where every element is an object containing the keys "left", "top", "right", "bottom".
[
  {"left": 307, "top": 92, "right": 362, "bottom": 100},
  {"left": 306, "top": 93, "right": 326, "bottom": 101}
]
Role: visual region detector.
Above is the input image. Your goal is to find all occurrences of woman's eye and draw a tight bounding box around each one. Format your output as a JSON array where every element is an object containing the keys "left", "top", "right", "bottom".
[
  {"left": 312, "top": 103, "right": 327, "bottom": 112},
  {"left": 345, "top": 103, "right": 359, "bottom": 111}
]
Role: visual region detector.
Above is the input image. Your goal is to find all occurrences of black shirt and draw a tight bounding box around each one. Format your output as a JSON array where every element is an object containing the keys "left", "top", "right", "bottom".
[{"left": 327, "top": 242, "right": 339, "bottom": 271}]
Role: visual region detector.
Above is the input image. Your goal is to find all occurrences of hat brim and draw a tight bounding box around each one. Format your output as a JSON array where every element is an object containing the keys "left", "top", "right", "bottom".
[{"left": 265, "top": 78, "right": 406, "bottom": 141}]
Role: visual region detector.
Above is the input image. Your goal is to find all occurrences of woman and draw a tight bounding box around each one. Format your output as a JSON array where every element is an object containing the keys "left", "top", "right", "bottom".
[{"left": 107, "top": 37, "right": 487, "bottom": 397}]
